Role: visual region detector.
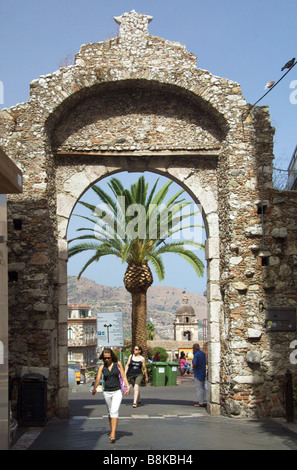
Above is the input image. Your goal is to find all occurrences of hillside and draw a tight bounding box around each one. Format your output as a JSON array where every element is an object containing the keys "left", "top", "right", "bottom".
[{"left": 67, "top": 276, "right": 207, "bottom": 340}]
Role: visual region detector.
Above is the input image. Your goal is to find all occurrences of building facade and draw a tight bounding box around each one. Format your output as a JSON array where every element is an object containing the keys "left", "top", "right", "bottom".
[
  {"left": 68, "top": 304, "right": 92, "bottom": 319},
  {"left": 67, "top": 305, "right": 97, "bottom": 369},
  {"left": 0, "top": 148, "right": 22, "bottom": 449}
]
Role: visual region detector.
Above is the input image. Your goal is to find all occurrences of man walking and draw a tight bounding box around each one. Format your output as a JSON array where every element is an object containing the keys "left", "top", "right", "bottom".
[{"left": 192, "top": 343, "right": 207, "bottom": 407}]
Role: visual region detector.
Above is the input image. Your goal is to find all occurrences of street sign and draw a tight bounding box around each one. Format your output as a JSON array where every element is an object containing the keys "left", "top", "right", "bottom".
[{"left": 97, "top": 312, "right": 124, "bottom": 347}]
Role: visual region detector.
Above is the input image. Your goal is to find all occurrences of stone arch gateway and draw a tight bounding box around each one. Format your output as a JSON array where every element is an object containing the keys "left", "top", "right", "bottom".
[{"left": 3, "top": 10, "right": 293, "bottom": 420}]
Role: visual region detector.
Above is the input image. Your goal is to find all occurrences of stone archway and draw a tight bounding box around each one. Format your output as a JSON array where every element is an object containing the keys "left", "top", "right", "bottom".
[
  {"left": 3, "top": 10, "right": 286, "bottom": 420},
  {"left": 56, "top": 162, "right": 221, "bottom": 416}
]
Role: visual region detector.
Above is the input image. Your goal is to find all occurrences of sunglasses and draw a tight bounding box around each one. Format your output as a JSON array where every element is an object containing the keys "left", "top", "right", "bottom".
[{"left": 104, "top": 356, "right": 112, "bottom": 360}]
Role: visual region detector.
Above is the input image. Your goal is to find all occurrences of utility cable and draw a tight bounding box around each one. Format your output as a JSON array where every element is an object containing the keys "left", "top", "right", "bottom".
[{"left": 243, "top": 60, "right": 297, "bottom": 120}]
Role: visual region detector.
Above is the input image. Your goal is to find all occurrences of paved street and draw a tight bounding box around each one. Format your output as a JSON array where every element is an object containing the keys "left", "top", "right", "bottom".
[{"left": 11, "top": 380, "right": 297, "bottom": 451}]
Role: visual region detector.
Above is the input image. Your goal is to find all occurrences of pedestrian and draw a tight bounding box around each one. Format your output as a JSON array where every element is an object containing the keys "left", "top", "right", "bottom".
[
  {"left": 92, "top": 348, "right": 130, "bottom": 443},
  {"left": 192, "top": 343, "right": 207, "bottom": 407},
  {"left": 180, "top": 351, "right": 190, "bottom": 375},
  {"left": 152, "top": 351, "right": 160, "bottom": 362},
  {"left": 125, "top": 346, "right": 149, "bottom": 408}
]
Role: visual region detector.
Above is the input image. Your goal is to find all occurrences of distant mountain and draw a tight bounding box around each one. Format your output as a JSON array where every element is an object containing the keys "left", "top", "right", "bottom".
[{"left": 67, "top": 276, "right": 207, "bottom": 340}]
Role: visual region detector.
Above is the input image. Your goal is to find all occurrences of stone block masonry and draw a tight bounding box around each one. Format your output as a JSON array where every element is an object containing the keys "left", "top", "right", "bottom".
[{"left": 1, "top": 10, "right": 296, "bottom": 419}]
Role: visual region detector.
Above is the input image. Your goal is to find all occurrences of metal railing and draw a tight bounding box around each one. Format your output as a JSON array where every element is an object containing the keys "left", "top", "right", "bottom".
[
  {"left": 273, "top": 145, "right": 297, "bottom": 191},
  {"left": 286, "top": 146, "right": 297, "bottom": 190}
]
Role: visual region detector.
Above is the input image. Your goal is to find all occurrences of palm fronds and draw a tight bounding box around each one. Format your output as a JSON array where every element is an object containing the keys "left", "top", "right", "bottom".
[{"left": 68, "top": 175, "right": 205, "bottom": 280}]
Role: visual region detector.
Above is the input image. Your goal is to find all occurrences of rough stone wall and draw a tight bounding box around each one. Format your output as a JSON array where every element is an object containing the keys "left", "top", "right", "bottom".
[
  {"left": 0, "top": 99, "right": 60, "bottom": 415},
  {"left": 218, "top": 108, "right": 297, "bottom": 418},
  {"left": 52, "top": 85, "right": 222, "bottom": 153},
  {"left": 220, "top": 187, "right": 297, "bottom": 418},
  {"left": 261, "top": 190, "right": 297, "bottom": 416},
  {"left": 0, "top": 10, "right": 296, "bottom": 418}
]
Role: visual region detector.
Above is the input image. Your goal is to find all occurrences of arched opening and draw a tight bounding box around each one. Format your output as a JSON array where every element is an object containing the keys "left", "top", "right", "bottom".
[
  {"left": 57, "top": 165, "right": 221, "bottom": 416},
  {"left": 66, "top": 169, "right": 207, "bottom": 355}
]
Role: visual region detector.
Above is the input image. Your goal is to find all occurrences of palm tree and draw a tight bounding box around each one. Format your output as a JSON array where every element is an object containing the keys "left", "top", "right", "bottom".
[
  {"left": 68, "top": 175, "right": 204, "bottom": 358},
  {"left": 147, "top": 321, "right": 156, "bottom": 341}
]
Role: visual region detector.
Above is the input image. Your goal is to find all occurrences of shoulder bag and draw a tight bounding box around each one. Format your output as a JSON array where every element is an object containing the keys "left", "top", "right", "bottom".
[{"left": 117, "top": 363, "right": 129, "bottom": 395}]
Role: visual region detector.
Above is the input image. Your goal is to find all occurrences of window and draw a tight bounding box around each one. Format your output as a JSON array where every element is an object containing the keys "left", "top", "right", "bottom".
[
  {"left": 68, "top": 327, "right": 74, "bottom": 340},
  {"left": 183, "top": 330, "right": 191, "bottom": 340},
  {"left": 8, "top": 271, "right": 18, "bottom": 282},
  {"left": 13, "top": 219, "right": 22, "bottom": 230}
]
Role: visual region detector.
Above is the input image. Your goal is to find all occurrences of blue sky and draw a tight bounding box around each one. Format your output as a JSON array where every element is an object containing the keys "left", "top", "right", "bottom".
[{"left": 1, "top": 1, "right": 296, "bottom": 294}]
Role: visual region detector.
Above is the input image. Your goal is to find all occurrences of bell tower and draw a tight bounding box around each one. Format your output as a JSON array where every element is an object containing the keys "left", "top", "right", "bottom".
[{"left": 174, "top": 291, "right": 199, "bottom": 342}]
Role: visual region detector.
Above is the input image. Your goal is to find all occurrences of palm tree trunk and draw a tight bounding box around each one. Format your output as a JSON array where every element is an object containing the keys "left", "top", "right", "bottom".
[
  {"left": 124, "top": 262, "right": 153, "bottom": 360},
  {"left": 131, "top": 289, "right": 148, "bottom": 359}
]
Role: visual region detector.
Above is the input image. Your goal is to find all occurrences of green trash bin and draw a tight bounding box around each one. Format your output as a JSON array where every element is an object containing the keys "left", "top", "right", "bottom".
[
  {"left": 151, "top": 362, "right": 166, "bottom": 386},
  {"left": 165, "top": 362, "right": 179, "bottom": 386}
]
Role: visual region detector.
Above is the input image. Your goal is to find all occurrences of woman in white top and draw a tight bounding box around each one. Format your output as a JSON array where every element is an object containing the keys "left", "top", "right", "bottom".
[{"left": 125, "top": 346, "right": 148, "bottom": 407}]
